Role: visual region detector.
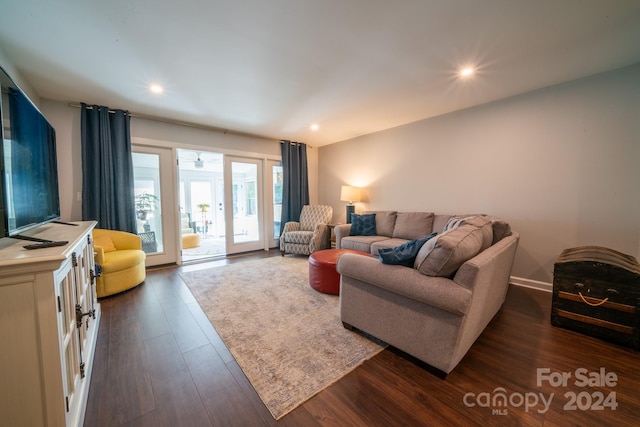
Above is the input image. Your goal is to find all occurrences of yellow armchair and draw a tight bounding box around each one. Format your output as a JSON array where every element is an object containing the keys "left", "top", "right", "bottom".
[{"left": 93, "top": 228, "right": 146, "bottom": 298}]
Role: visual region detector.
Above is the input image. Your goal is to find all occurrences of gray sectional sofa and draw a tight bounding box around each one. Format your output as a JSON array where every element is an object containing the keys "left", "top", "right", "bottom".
[
  {"left": 335, "top": 211, "right": 437, "bottom": 255},
  {"left": 335, "top": 211, "right": 519, "bottom": 375}
]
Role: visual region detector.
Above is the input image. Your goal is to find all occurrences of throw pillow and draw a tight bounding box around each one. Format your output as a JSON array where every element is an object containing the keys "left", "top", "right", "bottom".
[
  {"left": 485, "top": 216, "right": 512, "bottom": 244},
  {"left": 413, "top": 223, "right": 486, "bottom": 277},
  {"left": 349, "top": 213, "right": 377, "bottom": 236},
  {"left": 94, "top": 235, "right": 116, "bottom": 253},
  {"left": 443, "top": 215, "right": 493, "bottom": 251},
  {"left": 378, "top": 232, "right": 437, "bottom": 267}
]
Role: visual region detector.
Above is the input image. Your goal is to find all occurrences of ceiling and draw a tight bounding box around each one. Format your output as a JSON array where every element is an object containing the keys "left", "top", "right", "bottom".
[{"left": 2, "top": 1, "right": 640, "bottom": 147}]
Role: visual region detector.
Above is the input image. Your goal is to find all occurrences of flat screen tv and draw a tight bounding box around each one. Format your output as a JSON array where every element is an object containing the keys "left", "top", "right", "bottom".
[{"left": 0, "top": 66, "right": 61, "bottom": 238}]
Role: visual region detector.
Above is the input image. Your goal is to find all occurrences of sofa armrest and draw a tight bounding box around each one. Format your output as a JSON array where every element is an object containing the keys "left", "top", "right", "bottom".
[
  {"left": 281, "top": 221, "right": 300, "bottom": 233},
  {"left": 337, "top": 254, "right": 472, "bottom": 316},
  {"left": 279, "top": 221, "right": 300, "bottom": 248},
  {"left": 452, "top": 232, "right": 519, "bottom": 291},
  {"left": 334, "top": 224, "right": 351, "bottom": 249},
  {"left": 310, "top": 223, "right": 331, "bottom": 252}
]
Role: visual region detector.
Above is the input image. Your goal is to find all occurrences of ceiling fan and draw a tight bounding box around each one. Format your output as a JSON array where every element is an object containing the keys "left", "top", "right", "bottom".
[{"left": 194, "top": 152, "right": 204, "bottom": 168}]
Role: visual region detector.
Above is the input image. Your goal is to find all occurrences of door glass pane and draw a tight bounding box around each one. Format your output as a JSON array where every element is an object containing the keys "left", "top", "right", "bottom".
[
  {"left": 273, "top": 165, "right": 283, "bottom": 239},
  {"left": 232, "top": 162, "right": 259, "bottom": 243},
  {"left": 177, "top": 149, "right": 226, "bottom": 261},
  {"left": 191, "top": 181, "right": 212, "bottom": 236},
  {"left": 132, "top": 153, "right": 163, "bottom": 253},
  {"left": 179, "top": 181, "right": 186, "bottom": 213}
]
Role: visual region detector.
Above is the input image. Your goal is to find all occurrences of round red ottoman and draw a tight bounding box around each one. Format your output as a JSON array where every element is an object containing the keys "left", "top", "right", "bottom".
[{"left": 308, "top": 249, "right": 369, "bottom": 295}]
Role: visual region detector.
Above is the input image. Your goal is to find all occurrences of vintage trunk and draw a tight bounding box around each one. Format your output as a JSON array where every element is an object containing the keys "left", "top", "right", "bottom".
[{"left": 551, "top": 246, "right": 640, "bottom": 350}]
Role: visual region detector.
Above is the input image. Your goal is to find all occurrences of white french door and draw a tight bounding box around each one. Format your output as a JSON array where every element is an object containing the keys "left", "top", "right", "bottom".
[
  {"left": 141, "top": 148, "right": 279, "bottom": 263},
  {"left": 267, "top": 159, "right": 283, "bottom": 249},
  {"left": 132, "top": 145, "right": 178, "bottom": 266},
  {"left": 224, "top": 156, "right": 264, "bottom": 254}
]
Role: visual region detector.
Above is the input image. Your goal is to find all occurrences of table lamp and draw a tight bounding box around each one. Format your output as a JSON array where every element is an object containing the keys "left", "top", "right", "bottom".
[{"left": 340, "top": 186, "right": 361, "bottom": 224}]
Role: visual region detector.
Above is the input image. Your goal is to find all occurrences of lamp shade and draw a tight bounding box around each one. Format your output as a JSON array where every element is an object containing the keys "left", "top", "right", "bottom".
[{"left": 340, "top": 186, "right": 361, "bottom": 203}]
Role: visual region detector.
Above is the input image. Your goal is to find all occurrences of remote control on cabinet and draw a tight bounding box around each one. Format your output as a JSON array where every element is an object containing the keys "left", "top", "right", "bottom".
[{"left": 23, "top": 241, "right": 69, "bottom": 250}]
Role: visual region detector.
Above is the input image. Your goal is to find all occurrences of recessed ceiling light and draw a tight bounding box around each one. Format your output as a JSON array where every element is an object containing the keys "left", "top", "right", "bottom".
[
  {"left": 459, "top": 67, "right": 474, "bottom": 78},
  {"left": 149, "top": 84, "right": 164, "bottom": 94},
  {"left": 310, "top": 123, "right": 319, "bottom": 131}
]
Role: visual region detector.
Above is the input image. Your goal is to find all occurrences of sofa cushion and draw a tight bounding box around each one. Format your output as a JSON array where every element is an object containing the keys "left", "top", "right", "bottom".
[
  {"left": 283, "top": 230, "right": 314, "bottom": 244},
  {"left": 366, "top": 210, "right": 397, "bottom": 237},
  {"left": 350, "top": 213, "right": 377, "bottom": 236},
  {"left": 414, "top": 222, "right": 487, "bottom": 277},
  {"left": 378, "top": 232, "right": 438, "bottom": 267},
  {"left": 392, "top": 212, "right": 434, "bottom": 240},
  {"left": 432, "top": 214, "right": 453, "bottom": 234},
  {"left": 444, "top": 215, "right": 493, "bottom": 251},
  {"left": 341, "top": 235, "right": 388, "bottom": 253}
]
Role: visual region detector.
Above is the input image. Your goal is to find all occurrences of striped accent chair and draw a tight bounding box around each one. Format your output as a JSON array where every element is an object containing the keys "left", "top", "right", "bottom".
[{"left": 280, "top": 205, "right": 333, "bottom": 256}]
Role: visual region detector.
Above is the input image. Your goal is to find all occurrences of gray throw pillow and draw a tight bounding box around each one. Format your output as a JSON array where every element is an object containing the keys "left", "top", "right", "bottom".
[
  {"left": 443, "top": 215, "right": 493, "bottom": 251},
  {"left": 414, "top": 222, "right": 486, "bottom": 277},
  {"left": 484, "top": 216, "right": 512, "bottom": 244}
]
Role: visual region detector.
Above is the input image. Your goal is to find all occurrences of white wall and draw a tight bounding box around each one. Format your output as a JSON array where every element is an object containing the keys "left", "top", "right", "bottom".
[
  {"left": 39, "top": 101, "right": 319, "bottom": 223},
  {"left": 319, "top": 63, "right": 640, "bottom": 285},
  {"left": 41, "top": 100, "right": 81, "bottom": 220},
  {"left": 0, "top": 46, "right": 39, "bottom": 105}
]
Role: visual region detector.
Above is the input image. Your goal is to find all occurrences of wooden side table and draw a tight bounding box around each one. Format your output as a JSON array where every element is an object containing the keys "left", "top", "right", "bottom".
[{"left": 327, "top": 224, "right": 342, "bottom": 248}]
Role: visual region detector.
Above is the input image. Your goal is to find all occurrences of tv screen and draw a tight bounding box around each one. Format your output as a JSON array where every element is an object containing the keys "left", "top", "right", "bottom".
[{"left": 0, "top": 66, "right": 60, "bottom": 238}]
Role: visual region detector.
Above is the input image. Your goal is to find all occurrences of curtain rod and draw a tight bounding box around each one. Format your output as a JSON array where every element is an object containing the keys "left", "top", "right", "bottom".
[
  {"left": 67, "top": 101, "right": 273, "bottom": 141},
  {"left": 68, "top": 102, "right": 124, "bottom": 115}
]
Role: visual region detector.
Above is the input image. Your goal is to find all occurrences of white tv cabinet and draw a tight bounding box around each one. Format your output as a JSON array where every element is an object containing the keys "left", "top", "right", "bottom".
[{"left": 0, "top": 221, "right": 100, "bottom": 427}]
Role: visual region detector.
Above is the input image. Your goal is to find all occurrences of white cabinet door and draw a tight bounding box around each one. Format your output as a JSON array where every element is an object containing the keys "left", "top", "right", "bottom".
[{"left": 55, "top": 257, "right": 82, "bottom": 423}]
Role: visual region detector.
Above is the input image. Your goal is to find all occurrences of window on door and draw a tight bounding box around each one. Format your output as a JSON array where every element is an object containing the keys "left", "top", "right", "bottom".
[
  {"left": 231, "top": 161, "right": 259, "bottom": 244},
  {"left": 191, "top": 180, "right": 213, "bottom": 235},
  {"left": 273, "top": 164, "right": 283, "bottom": 239},
  {"left": 132, "top": 152, "right": 163, "bottom": 254}
]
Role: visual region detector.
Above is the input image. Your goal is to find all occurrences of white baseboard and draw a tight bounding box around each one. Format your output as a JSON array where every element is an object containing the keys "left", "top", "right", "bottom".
[{"left": 510, "top": 276, "right": 552, "bottom": 292}]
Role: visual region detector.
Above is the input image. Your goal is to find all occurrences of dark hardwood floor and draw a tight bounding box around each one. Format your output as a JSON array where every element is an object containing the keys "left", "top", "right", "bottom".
[{"left": 84, "top": 250, "right": 640, "bottom": 426}]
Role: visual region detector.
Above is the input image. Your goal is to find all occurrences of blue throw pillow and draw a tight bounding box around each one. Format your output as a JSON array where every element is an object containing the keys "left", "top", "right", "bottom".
[
  {"left": 350, "top": 213, "right": 377, "bottom": 236},
  {"left": 378, "top": 232, "right": 438, "bottom": 267}
]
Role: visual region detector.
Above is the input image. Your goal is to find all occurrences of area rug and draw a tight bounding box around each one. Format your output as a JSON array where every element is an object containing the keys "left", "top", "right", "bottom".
[{"left": 179, "top": 256, "right": 385, "bottom": 419}]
